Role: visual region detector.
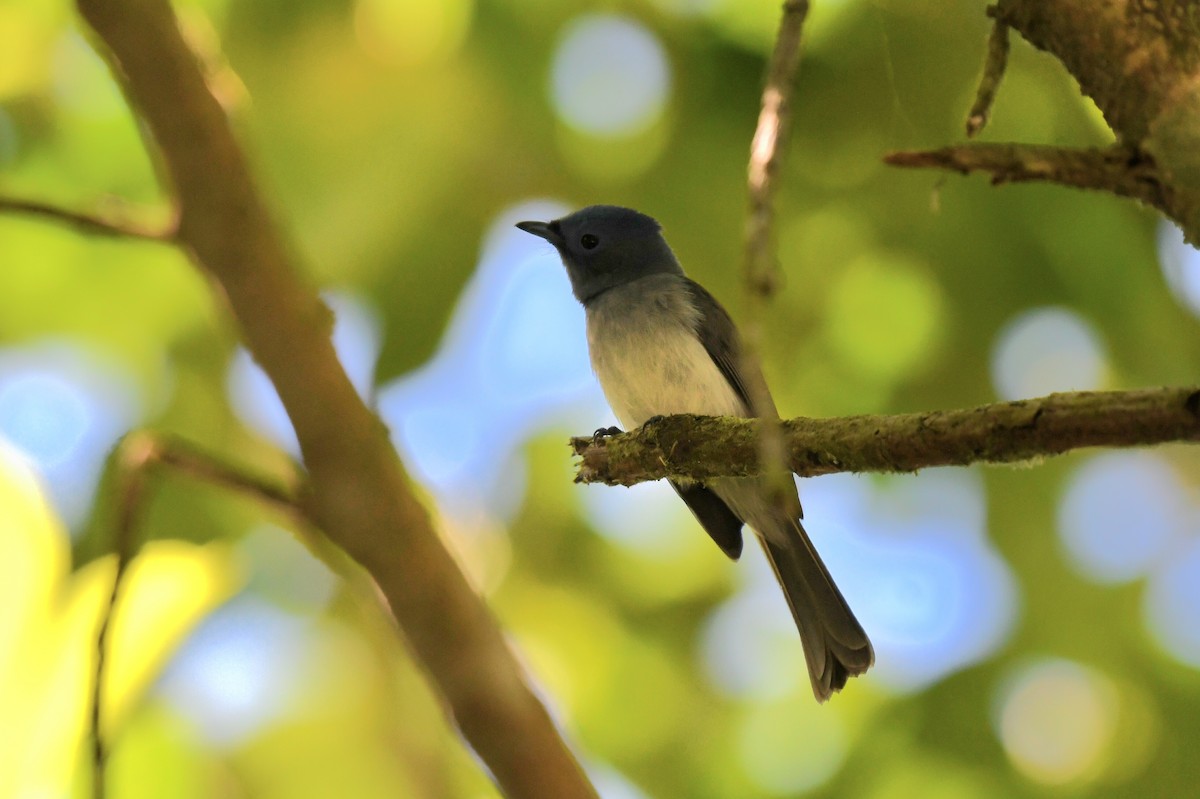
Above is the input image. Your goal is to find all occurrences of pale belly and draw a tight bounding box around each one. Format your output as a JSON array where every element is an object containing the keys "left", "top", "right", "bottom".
[
  {"left": 585, "top": 289, "right": 745, "bottom": 429},
  {"left": 584, "top": 276, "right": 802, "bottom": 540}
]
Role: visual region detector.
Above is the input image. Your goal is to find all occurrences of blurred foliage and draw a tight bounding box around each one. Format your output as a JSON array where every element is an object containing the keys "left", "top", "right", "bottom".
[
  {"left": 0, "top": 444, "right": 237, "bottom": 798},
  {"left": 2, "top": 0, "right": 1199, "bottom": 797}
]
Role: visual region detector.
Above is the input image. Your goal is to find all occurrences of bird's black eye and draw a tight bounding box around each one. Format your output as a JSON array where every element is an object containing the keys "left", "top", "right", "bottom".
[{"left": 580, "top": 233, "right": 599, "bottom": 250}]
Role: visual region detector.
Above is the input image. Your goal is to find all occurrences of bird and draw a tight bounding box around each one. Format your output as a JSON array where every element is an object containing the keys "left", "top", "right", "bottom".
[{"left": 516, "top": 204, "right": 873, "bottom": 702}]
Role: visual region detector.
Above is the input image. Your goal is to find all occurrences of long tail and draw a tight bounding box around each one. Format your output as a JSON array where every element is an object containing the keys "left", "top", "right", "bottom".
[{"left": 760, "top": 522, "right": 874, "bottom": 702}]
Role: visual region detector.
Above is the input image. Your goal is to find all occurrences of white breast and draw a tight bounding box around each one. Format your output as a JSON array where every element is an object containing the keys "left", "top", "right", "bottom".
[{"left": 585, "top": 276, "right": 746, "bottom": 429}]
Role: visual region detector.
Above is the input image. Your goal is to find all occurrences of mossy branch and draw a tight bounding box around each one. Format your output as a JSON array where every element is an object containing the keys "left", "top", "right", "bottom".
[{"left": 571, "top": 386, "right": 1200, "bottom": 486}]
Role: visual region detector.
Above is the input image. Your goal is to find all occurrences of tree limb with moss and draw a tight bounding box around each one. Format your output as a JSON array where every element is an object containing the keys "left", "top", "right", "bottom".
[{"left": 571, "top": 387, "right": 1200, "bottom": 486}]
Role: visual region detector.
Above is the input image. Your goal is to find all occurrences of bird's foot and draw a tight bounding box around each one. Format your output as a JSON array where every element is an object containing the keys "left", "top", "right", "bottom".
[{"left": 592, "top": 426, "right": 623, "bottom": 444}]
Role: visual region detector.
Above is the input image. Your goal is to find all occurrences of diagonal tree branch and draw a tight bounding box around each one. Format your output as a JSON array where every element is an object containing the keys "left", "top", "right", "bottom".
[
  {"left": 571, "top": 386, "right": 1200, "bottom": 486},
  {"left": 70, "top": 1, "right": 597, "bottom": 797}
]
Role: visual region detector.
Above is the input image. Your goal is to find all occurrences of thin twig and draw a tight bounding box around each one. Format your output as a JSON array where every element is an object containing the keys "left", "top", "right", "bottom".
[
  {"left": 742, "top": 0, "right": 810, "bottom": 504},
  {"left": 0, "top": 196, "right": 177, "bottom": 241},
  {"left": 744, "top": 0, "right": 810, "bottom": 294},
  {"left": 884, "top": 142, "right": 1170, "bottom": 212},
  {"left": 91, "top": 432, "right": 302, "bottom": 799},
  {"left": 966, "top": 11, "right": 1010, "bottom": 137},
  {"left": 155, "top": 438, "right": 300, "bottom": 512},
  {"left": 570, "top": 386, "right": 1200, "bottom": 486},
  {"left": 91, "top": 433, "right": 157, "bottom": 799}
]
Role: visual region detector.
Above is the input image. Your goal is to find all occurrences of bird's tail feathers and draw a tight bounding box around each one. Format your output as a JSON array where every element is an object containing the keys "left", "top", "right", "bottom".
[{"left": 760, "top": 522, "right": 874, "bottom": 702}]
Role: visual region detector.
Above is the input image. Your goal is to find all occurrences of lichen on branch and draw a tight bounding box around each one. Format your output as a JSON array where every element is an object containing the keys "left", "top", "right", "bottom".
[{"left": 571, "top": 386, "right": 1200, "bottom": 486}]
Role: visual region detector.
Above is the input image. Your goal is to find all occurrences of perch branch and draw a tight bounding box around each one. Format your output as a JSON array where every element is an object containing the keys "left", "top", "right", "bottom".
[
  {"left": 71, "top": 0, "right": 597, "bottom": 796},
  {"left": 571, "top": 386, "right": 1200, "bottom": 486},
  {"left": 884, "top": 143, "right": 1171, "bottom": 213}
]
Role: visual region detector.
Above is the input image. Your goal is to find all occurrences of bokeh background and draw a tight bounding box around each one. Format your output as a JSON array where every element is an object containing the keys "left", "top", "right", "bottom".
[{"left": 2, "top": 0, "right": 1200, "bottom": 797}]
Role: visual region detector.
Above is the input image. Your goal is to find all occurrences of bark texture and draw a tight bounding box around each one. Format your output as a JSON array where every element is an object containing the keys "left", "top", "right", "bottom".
[
  {"left": 572, "top": 387, "right": 1200, "bottom": 485},
  {"left": 74, "top": 1, "right": 597, "bottom": 797},
  {"left": 890, "top": 0, "right": 1200, "bottom": 243}
]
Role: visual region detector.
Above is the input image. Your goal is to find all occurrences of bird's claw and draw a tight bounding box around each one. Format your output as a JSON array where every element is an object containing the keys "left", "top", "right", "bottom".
[{"left": 592, "top": 426, "right": 623, "bottom": 444}]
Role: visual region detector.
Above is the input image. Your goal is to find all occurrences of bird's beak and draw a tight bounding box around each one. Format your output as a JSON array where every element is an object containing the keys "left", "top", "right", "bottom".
[{"left": 515, "top": 219, "right": 564, "bottom": 247}]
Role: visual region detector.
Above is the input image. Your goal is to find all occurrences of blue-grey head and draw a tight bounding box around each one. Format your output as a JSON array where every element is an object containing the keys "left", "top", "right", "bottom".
[{"left": 516, "top": 205, "right": 684, "bottom": 305}]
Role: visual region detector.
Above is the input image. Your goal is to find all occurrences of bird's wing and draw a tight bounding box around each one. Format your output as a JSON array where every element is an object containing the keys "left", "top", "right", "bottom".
[
  {"left": 668, "top": 479, "right": 744, "bottom": 560},
  {"left": 682, "top": 278, "right": 802, "bottom": 521},
  {"left": 681, "top": 279, "right": 779, "bottom": 419}
]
